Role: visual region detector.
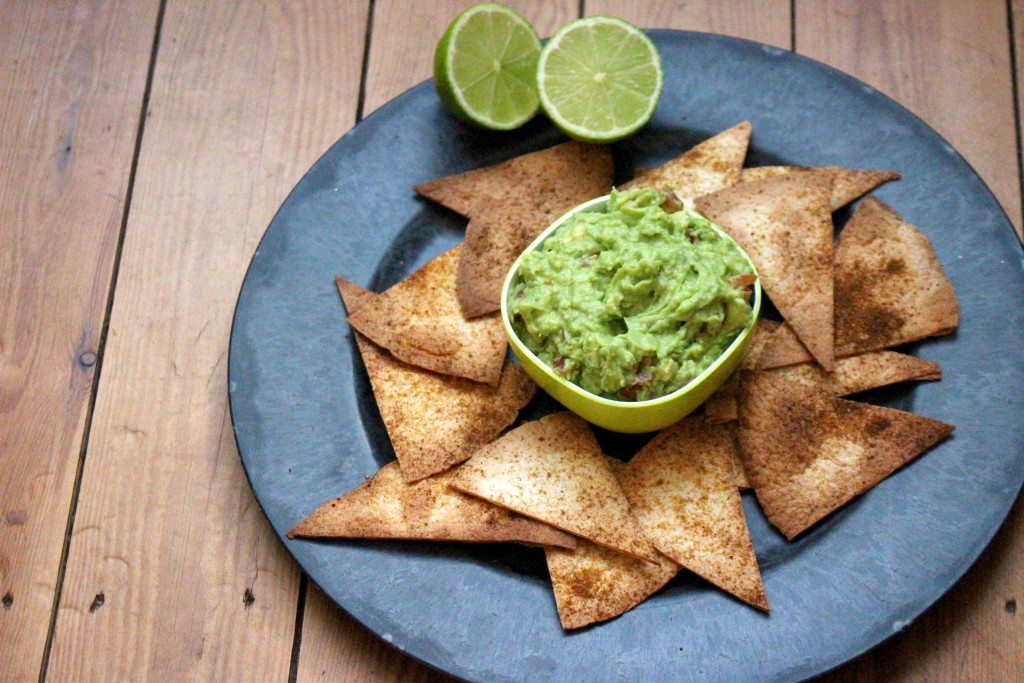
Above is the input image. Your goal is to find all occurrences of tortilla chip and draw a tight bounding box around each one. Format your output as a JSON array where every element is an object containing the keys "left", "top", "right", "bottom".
[
  {"left": 737, "top": 371, "right": 954, "bottom": 539},
  {"left": 545, "top": 457, "right": 679, "bottom": 630},
  {"left": 455, "top": 142, "right": 614, "bottom": 318},
  {"left": 727, "top": 429, "right": 751, "bottom": 489},
  {"left": 696, "top": 171, "right": 836, "bottom": 369},
  {"left": 769, "top": 350, "right": 941, "bottom": 396},
  {"left": 287, "top": 461, "right": 575, "bottom": 548},
  {"left": 450, "top": 412, "right": 660, "bottom": 562},
  {"left": 617, "top": 417, "right": 768, "bottom": 610},
  {"left": 737, "top": 166, "right": 796, "bottom": 184},
  {"left": 545, "top": 539, "right": 678, "bottom": 630},
  {"left": 338, "top": 278, "right": 536, "bottom": 482},
  {"left": 346, "top": 245, "right": 507, "bottom": 385},
  {"left": 835, "top": 197, "right": 959, "bottom": 354},
  {"left": 827, "top": 168, "right": 901, "bottom": 209},
  {"left": 703, "top": 376, "right": 741, "bottom": 426},
  {"left": 753, "top": 321, "right": 814, "bottom": 369},
  {"left": 738, "top": 166, "right": 899, "bottom": 210},
  {"left": 705, "top": 319, "right": 784, "bottom": 426},
  {"left": 623, "top": 121, "right": 751, "bottom": 199},
  {"left": 414, "top": 162, "right": 515, "bottom": 218},
  {"left": 757, "top": 198, "right": 959, "bottom": 368}
]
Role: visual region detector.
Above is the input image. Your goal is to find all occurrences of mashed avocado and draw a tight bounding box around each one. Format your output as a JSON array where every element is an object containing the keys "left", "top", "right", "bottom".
[{"left": 508, "top": 187, "right": 755, "bottom": 401}]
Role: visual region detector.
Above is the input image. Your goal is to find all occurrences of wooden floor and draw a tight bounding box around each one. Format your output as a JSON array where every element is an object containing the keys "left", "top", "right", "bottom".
[{"left": 1, "top": 1, "right": 1022, "bottom": 681}]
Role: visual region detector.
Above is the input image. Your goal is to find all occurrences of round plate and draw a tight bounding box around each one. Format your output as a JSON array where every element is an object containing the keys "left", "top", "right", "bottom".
[{"left": 229, "top": 31, "right": 1024, "bottom": 682}]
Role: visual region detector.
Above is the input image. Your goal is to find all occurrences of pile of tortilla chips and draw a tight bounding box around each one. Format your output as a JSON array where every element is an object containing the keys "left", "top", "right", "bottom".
[{"left": 289, "top": 122, "right": 958, "bottom": 630}]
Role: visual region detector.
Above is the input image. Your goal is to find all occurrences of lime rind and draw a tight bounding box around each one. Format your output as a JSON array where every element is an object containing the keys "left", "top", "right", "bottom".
[
  {"left": 538, "top": 16, "right": 663, "bottom": 143},
  {"left": 434, "top": 3, "right": 541, "bottom": 131}
]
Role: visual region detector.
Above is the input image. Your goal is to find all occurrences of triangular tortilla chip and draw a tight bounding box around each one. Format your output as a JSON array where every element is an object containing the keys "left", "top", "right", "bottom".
[
  {"left": 703, "top": 321, "right": 789, "bottom": 488},
  {"left": 737, "top": 371, "right": 954, "bottom": 539},
  {"left": 545, "top": 540, "right": 678, "bottom": 630},
  {"left": 769, "top": 350, "right": 940, "bottom": 396},
  {"left": 738, "top": 166, "right": 899, "bottom": 211},
  {"left": 545, "top": 456, "right": 679, "bottom": 630},
  {"left": 696, "top": 171, "right": 836, "bottom": 369},
  {"left": 702, "top": 375, "right": 741, "bottom": 426},
  {"left": 705, "top": 319, "right": 783, "bottom": 426},
  {"left": 455, "top": 142, "right": 614, "bottom": 318},
  {"left": 727, "top": 428, "right": 751, "bottom": 490},
  {"left": 617, "top": 417, "right": 768, "bottom": 610},
  {"left": 737, "top": 166, "right": 795, "bottom": 184},
  {"left": 756, "top": 198, "right": 959, "bottom": 368},
  {"left": 346, "top": 245, "right": 507, "bottom": 385},
  {"left": 834, "top": 197, "right": 959, "bottom": 354},
  {"left": 753, "top": 321, "right": 814, "bottom": 369},
  {"left": 414, "top": 162, "right": 515, "bottom": 218},
  {"left": 622, "top": 121, "right": 751, "bottom": 199},
  {"left": 287, "top": 461, "right": 575, "bottom": 548},
  {"left": 338, "top": 278, "right": 536, "bottom": 482},
  {"left": 450, "top": 412, "right": 660, "bottom": 562}
]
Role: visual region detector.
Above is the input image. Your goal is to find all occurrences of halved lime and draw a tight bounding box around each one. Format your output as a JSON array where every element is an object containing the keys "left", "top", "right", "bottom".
[
  {"left": 538, "top": 16, "right": 663, "bottom": 143},
  {"left": 433, "top": 3, "right": 542, "bottom": 130}
]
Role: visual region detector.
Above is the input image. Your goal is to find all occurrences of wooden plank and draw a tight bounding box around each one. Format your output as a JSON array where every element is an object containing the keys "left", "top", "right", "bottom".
[
  {"left": 295, "top": 3, "right": 576, "bottom": 681},
  {"left": 797, "top": 0, "right": 1022, "bottom": 240},
  {"left": 586, "top": 0, "right": 791, "bottom": 49},
  {"left": 44, "top": 1, "right": 369, "bottom": 680},
  {"left": 361, "top": 0, "right": 579, "bottom": 116},
  {"left": 1014, "top": 0, "right": 1024, "bottom": 236},
  {"left": 0, "top": 1, "right": 160, "bottom": 681},
  {"left": 797, "top": 2, "right": 1024, "bottom": 680}
]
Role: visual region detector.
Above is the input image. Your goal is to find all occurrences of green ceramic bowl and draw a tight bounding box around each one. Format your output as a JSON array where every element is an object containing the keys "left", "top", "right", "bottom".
[{"left": 501, "top": 195, "right": 761, "bottom": 433}]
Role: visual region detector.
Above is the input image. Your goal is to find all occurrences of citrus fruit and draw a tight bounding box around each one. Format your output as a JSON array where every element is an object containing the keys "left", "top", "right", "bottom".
[
  {"left": 538, "top": 16, "right": 663, "bottom": 143},
  {"left": 433, "top": 3, "right": 542, "bottom": 130}
]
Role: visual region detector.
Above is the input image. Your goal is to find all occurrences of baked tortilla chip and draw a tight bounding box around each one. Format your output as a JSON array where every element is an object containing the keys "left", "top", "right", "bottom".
[
  {"left": 347, "top": 245, "right": 506, "bottom": 385},
  {"left": 450, "top": 412, "right": 660, "bottom": 562},
  {"left": 769, "top": 350, "right": 941, "bottom": 396},
  {"left": 287, "top": 461, "right": 575, "bottom": 548},
  {"left": 455, "top": 142, "right": 613, "bottom": 318},
  {"left": 618, "top": 417, "right": 768, "bottom": 610},
  {"left": 705, "top": 319, "right": 783, "bottom": 426},
  {"left": 545, "top": 540, "right": 678, "bottom": 630},
  {"left": 738, "top": 166, "right": 899, "bottom": 210},
  {"left": 703, "top": 374, "right": 741, "bottom": 426},
  {"left": 737, "top": 371, "right": 954, "bottom": 539},
  {"left": 835, "top": 197, "right": 959, "bottom": 354},
  {"left": 696, "top": 171, "right": 836, "bottom": 369},
  {"left": 545, "top": 457, "right": 678, "bottom": 630},
  {"left": 753, "top": 321, "right": 814, "bottom": 369},
  {"left": 622, "top": 121, "right": 751, "bottom": 199},
  {"left": 757, "top": 198, "right": 959, "bottom": 368},
  {"left": 414, "top": 162, "right": 515, "bottom": 218},
  {"left": 338, "top": 278, "right": 536, "bottom": 482}
]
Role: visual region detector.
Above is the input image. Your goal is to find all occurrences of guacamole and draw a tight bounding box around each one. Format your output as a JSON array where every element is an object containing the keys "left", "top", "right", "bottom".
[{"left": 508, "top": 187, "right": 755, "bottom": 401}]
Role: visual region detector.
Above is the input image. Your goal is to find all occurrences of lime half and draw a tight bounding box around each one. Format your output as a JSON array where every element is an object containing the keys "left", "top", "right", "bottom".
[
  {"left": 538, "top": 16, "right": 663, "bottom": 143},
  {"left": 434, "top": 3, "right": 542, "bottom": 130}
]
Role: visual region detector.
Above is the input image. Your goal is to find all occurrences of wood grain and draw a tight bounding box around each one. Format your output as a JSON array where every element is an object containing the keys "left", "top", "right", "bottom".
[
  {"left": 586, "top": 0, "right": 791, "bottom": 49},
  {"left": 798, "top": 1, "right": 1024, "bottom": 680},
  {"left": 1014, "top": 0, "right": 1024, "bottom": 237},
  {"left": 797, "top": 0, "right": 1023, "bottom": 239},
  {"left": 44, "top": 1, "right": 368, "bottom": 680},
  {"left": 0, "top": 2, "right": 160, "bottom": 681}
]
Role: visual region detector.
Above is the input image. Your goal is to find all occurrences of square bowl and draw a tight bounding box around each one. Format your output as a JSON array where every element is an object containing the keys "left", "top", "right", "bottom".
[{"left": 501, "top": 195, "right": 762, "bottom": 433}]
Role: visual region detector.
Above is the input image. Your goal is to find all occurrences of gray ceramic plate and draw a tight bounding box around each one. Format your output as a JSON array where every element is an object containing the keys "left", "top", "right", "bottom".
[{"left": 229, "top": 31, "right": 1024, "bottom": 682}]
